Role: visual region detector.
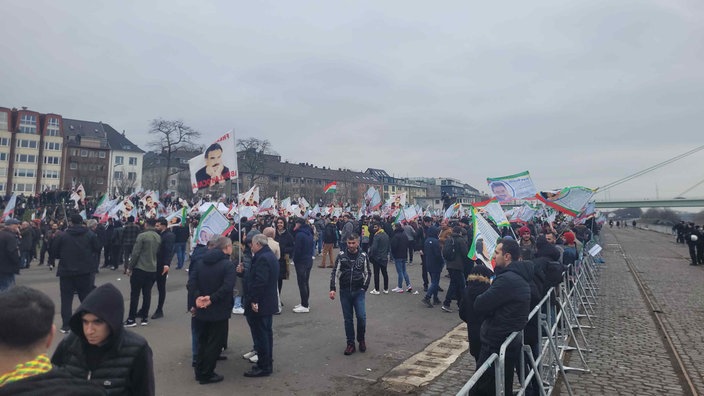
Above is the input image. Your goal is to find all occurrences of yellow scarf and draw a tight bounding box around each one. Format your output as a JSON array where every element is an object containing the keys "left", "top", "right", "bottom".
[{"left": 0, "top": 354, "right": 52, "bottom": 387}]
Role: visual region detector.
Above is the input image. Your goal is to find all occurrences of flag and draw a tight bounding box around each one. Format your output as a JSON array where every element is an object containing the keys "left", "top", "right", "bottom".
[
  {"left": 239, "top": 186, "right": 260, "bottom": 206},
  {"left": 41, "top": 208, "right": 47, "bottom": 221},
  {"left": 1, "top": 193, "right": 17, "bottom": 222},
  {"left": 189, "top": 131, "right": 238, "bottom": 193},
  {"left": 364, "top": 187, "right": 382, "bottom": 210},
  {"left": 323, "top": 181, "right": 337, "bottom": 194},
  {"left": 166, "top": 207, "right": 188, "bottom": 227},
  {"left": 486, "top": 171, "right": 538, "bottom": 203},
  {"left": 472, "top": 198, "right": 510, "bottom": 227},
  {"left": 535, "top": 186, "right": 595, "bottom": 216},
  {"left": 468, "top": 207, "right": 500, "bottom": 270}
]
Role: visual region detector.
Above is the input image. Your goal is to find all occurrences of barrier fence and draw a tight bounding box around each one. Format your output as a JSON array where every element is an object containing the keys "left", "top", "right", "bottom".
[{"left": 457, "top": 242, "right": 603, "bottom": 396}]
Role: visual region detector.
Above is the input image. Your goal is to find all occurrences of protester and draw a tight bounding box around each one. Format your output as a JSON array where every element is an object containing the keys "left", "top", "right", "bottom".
[
  {"left": 368, "top": 221, "right": 390, "bottom": 295},
  {"left": 390, "top": 223, "right": 412, "bottom": 293},
  {"left": 292, "top": 218, "right": 314, "bottom": 313},
  {"left": 274, "top": 217, "right": 294, "bottom": 310},
  {"left": 421, "top": 226, "right": 443, "bottom": 308},
  {"left": 52, "top": 214, "right": 101, "bottom": 333},
  {"left": 125, "top": 218, "right": 160, "bottom": 327},
  {"left": 52, "top": 283, "right": 154, "bottom": 395},
  {"left": 152, "top": 217, "right": 175, "bottom": 319},
  {"left": 440, "top": 227, "right": 469, "bottom": 312},
  {"left": 0, "top": 218, "right": 21, "bottom": 292},
  {"left": 459, "top": 263, "right": 494, "bottom": 364}
]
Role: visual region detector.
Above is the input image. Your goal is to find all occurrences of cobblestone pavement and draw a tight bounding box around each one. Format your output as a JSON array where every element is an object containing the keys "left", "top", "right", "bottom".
[{"left": 417, "top": 228, "right": 695, "bottom": 395}]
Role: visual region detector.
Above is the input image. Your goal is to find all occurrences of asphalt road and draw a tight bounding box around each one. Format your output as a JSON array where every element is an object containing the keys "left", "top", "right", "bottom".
[{"left": 16, "top": 251, "right": 463, "bottom": 395}]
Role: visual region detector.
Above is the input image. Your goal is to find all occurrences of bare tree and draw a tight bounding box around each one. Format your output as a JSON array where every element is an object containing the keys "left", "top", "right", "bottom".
[
  {"left": 148, "top": 119, "right": 201, "bottom": 192},
  {"left": 237, "top": 138, "right": 277, "bottom": 188},
  {"left": 114, "top": 174, "right": 138, "bottom": 196}
]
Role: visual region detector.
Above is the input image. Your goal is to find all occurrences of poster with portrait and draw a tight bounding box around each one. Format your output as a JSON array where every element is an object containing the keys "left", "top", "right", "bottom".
[
  {"left": 238, "top": 185, "right": 260, "bottom": 206},
  {"left": 141, "top": 191, "right": 159, "bottom": 218},
  {"left": 535, "top": 186, "right": 595, "bottom": 216},
  {"left": 387, "top": 192, "right": 407, "bottom": 210},
  {"left": 468, "top": 207, "right": 501, "bottom": 270},
  {"left": 192, "top": 204, "right": 231, "bottom": 246},
  {"left": 486, "top": 171, "right": 537, "bottom": 203},
  {"left": 189, "top": 131, "right": 238, "bottom": 193}
]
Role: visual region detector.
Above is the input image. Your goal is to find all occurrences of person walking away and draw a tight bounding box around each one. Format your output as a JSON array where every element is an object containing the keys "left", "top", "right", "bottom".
[
  {"left": 125, "top": 218, "right": 160, "bottom": 327},
  {"left": 329, "top": 233, "right": 371, "bottom": 355},
  {"left": 421, "top": 226, "right": 443, "bottom": 307},
  {"left": 19, "top": 222, "right": 33, "bottom": 269},
  {"left": 152, "top": 217, "right": 174, "bottom": 319},
  {"left": 368, "top": 221, "right": 390, "bottom": 294},
  {"left": 173, "top": 221, "right": 190, "bottom": 270},
  {"left": 51, "top": 215, "right": 101, "bottom": 334},
  {"left": 441, "top": 227, "right": 469, "bottom": 312},
  {"left": 390, "top": 223, "right": 412, "bottom": 293},
  {"left": 0, "top": 218, "right": 21, "bottom": 292},
  {"left": 321, "top": 216, "right": 338, "bottom": 268},
  {"left": 121, "top": 217, "right": 140, "bottom": 274},
  {"left": 291, "top": 218, "right": 314, "bottom": 313}
]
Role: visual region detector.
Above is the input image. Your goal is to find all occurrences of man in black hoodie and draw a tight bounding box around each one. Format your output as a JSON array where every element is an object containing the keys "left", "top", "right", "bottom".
[
  {"left": 51, "top": 283, "right": 154, "bottom": 395},
  {"left": 0, "top": 286, "right": 106, "bottom": 396},
  {"left": 52, "top": 214, "right": 101, "bottom": 334},
  {"left": 471, "top": 238, "right": 531, "bottom": 396},
  {"left": 188, "top": 236, "right": 236, "bottom": 384}
]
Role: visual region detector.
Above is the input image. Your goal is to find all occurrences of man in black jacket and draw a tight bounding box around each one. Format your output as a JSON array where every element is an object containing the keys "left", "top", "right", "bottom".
[
  {"left": 188, "top": 236, "right": 236, "bottom": 384},
  {"left": 151, "top": 217, "right": 175, "bottom": 319},
  {"left": 242, "top": 234, "right": 279, "bottom": 377},
  {"left": 329, "top": 234, "right": 371, "bottom": 355},
  {"left": 471, "top": 238, "right": 531, "bottom": 396},
  {"left": 0, "top": 286, "right": 106, "bottom": 395},
  {"left": 52, "top": 215, "right": 101, "bottom": 334},
  {"left": 0, "top": 218, "right": 21, "bottom": 292},
  {"left": 51, "top": 283, "right": 154, "bottom": 395}
]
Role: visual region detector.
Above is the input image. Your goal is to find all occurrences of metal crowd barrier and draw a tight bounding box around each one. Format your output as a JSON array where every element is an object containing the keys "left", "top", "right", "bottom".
[{"left": 457, "top": 244, "right": 602, "bottom": 396}]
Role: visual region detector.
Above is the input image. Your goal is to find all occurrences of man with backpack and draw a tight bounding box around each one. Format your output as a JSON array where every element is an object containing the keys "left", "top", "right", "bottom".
[{"left": 440, "top": 227, "right": 469, "bottom": 313}]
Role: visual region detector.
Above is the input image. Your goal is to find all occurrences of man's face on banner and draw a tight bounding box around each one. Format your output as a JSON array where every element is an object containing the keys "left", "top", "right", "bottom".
[
  {"left": 492, "top": 183, "right": 512, "bottom": 201},
  {"left": 205, "top": 149, "right": 224, "bottom": 176}
]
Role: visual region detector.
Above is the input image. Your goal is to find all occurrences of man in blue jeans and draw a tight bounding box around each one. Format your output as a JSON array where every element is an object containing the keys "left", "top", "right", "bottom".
[
  {"left": 421, "top": 226, "right": 443, "bottom": 308},
  {"left": 329, "top": 234, "right": 372, "bottom": 355},
  {"left": 173, "top": 223, "right": 190, "bottom": 269}
]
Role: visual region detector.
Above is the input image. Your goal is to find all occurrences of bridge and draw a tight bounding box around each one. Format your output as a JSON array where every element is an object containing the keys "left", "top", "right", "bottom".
[{"left": 595, "top": 199, "right": 704, "bottom": 208}]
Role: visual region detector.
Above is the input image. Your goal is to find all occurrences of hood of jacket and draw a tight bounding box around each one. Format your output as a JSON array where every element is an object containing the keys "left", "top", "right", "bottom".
[
  {"left": 65, "top": 226, "right": 89, "bottom": 237},
  {"left": 426, "top": 226, "right": 439, "bottom": 239},
  {"left": 69, "top": 283, "right": 124, "bottom": 344},
  {"left": 202, "top": 249, "right": 229, "bottom": 266},
  {"left": 500, "top": 259, "right": 533, "bottom": 284},
  {"left": 296, "top": 223, "right": 313, "bottom": 237}
]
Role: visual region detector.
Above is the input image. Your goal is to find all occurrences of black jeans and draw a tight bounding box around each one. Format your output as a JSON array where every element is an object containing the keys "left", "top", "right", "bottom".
[
  {"left": 372, "top": 259, "right": 388, "bottom": 291},
  {"left": 443, "top": 268, "right": 465, "bottom": 307},
  {"left": 470, "top": 340, "right": 521, "bottom": 396},
  {"left": 420, "top": 253, "right": 429, "bottom": 288},
  {"left": 128, "top": 268, "right": 156, "bottom": 320},
  {"left": 194, "top": 318, "right": 229, "bottom": 379},
  {"left": 295, "top": 263, "right": 312, "bottom": 307},
  {"left": 59, "top": 274, "right": 92, "bottom": 328},
  {"left": 154, "top": 269, "right": 167, "bottom": 313}
]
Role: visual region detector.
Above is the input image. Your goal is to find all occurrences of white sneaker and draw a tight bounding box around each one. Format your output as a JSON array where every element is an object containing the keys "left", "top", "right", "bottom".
[
  {"left": 294, "top": 304, "right": 302, "bottom": 309},
  {"left": 242, "top": 350, "right": 257, "bottom": 360},
  {"left": 383, "top": 289, "right": 389, "bottom": 294},
  {"left": 292, "top": 305, "right": 310, "bottom": 313},
  {"left": 249, "top": 354, "right": 259, "bottom": 363},
  {"left": 391, "top": 287, "right": 404, "bottom": 293},
  {"left": 232, "top": 307, "right": 244, "bottom": 315},
  {"left": 369, "top": 289, "right": 380, "bottom": 295}
]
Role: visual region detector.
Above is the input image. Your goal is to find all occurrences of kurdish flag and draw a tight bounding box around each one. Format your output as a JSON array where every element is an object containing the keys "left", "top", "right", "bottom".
[{"left": 323, "top": 181, "right": 337, "bottom": 194}]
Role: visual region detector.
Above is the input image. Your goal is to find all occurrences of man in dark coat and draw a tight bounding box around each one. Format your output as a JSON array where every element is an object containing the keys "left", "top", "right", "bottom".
[
  {"left": 441, "top": 227, "right": 469, "bottom": 312},
  {"left": 470, "top": 238, "right": 531, "bottom": 396},
  {"left": 368, "top": 221, "right": 390, "bottom": 294},
  {"left": 151, "top": 217, "right": 175, "bottom": 319},
  {"left": 51, "top": 215, "right": 101, "bottom": 333},
  {"left": 421, "top": 226, "right": 443, "bottom": 307},
  {"left": 242, "top": 234, "right": 279, "bottom": 377},
  {"left": 0, "top": 218, "right": 21, "bottom": 291},
  {"left": 292, "top": 218, "right": 314, "bottom": 313},
  {"left": 51, "top": 283, "right": 154, "bottom": 395},
  {"left": 0, "top": 286, "right": 106, "bottom": 396},
  {"left": 459, "top": 263, "right": 494, "bottom": 364},
  {"left": 188, "top": 236, "right": 236, "bottom": 384}
]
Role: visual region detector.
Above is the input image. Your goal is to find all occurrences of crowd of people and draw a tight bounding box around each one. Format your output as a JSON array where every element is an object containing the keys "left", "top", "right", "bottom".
[{"left": 0, "top": 191, "right": 601, "bottom": 394}]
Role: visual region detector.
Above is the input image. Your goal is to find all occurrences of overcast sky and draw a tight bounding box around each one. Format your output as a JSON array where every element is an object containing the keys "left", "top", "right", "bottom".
[{"left": 3, "top": 0, "right": 704, "bottom": 200}]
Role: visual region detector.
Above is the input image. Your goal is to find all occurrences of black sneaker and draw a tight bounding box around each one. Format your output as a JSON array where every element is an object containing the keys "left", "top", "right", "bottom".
[
  {"left": 59, "top": 326, "right": 70, "bottom": 334},
  {"left": 151, "top": 311, "right": 164, "bottom": 319},
  {"left": 421, "top": 297, "right": 433, "bottom": 308},
  {"left": 141, "top": 319, "right": 149, "bottom": 326},
  {"left": 124, "top": 319, "right": 137, "bottom": 327}
]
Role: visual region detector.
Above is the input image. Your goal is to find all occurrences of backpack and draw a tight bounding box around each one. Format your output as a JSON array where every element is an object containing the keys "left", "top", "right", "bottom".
[
  {"left": 442, "top": 237, "right": 457, "bottom": 261},
  {"left": 324, "top": 223, "right": 337, "bottom": 242}
]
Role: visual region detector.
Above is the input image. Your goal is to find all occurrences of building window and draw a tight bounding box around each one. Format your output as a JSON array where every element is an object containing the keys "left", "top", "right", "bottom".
[
  {"left": 89, "top": 164, "right": 96, "bottom": 171},
  {"left": 0, "top": 153, "right": 5, "bottom": 161},
  {"left": 0, "top": 168, "right": 5, "bottom": 177},
  {"left": 48, "top": 118, "right": 60, "bottom": 127},
  {"left": 128, "top": 172, "right": 137, "bottom": 181},
  {"left": 0, "top": 183, "right": 4, "bottom": 192},
  {"left": 170, "top": 179, "right": 176, "bottom": 187},
  {"left": 15, "top": 154, "right": 37, "bottom": 163},
  {"left": 96, "top": 178, "right": 104, "bottom": 185},
  {"left": 43, "top": 156, "right": 60, "bottom": 165},
  {"left": 115, "top": 156, "right": 124, "bottom": 165},
  {"left": 269, "top": 176, "right": 279, "bottom": 182},
  {"left": 70, "top": 162, "right": 78, "bottom": 170},
  {"left": 46, "top": 129, "right": 60, "bottom": 137},
  {"left": 81, "top": 150, "right": 88, "bottom": 157},
  {"left": 14, "top": 168, "right": 36, "bottom": 178},
  {"left": 129, "top": 157, "right": 137, "bottom": 165},
  {"left": 42, "top": 170, "right": 59, "bottom": 179},
  {"left": 114, "top": 171, "right": 123, "bottom": 179},
  {"left": 13, "top": 183, "right": 35, "bottom": 192},
  {"left": 18, "top": 114, "right": 37, "bottom": 134},
  {"left": 292, "top": 178, "right": 298, "bottom": 184},
  {"left": 99, "top": 151, "right": 106, "bottom": 158},
  {"left": 0, "top": 137, "right": 8, "bottom": 146},
  {"left": 0, "top": 112, "right": 8, "bottom": 130},
  {"left": 45, "top": 142, "right": 61, "bottom": 150},
  {"left": 89, "top": 151, "right": 95, "bottom": 158},
  {"left": 16, "top": 139, "right": 38, "bottom": 149},
  {"left": 46, "top": 119, "right": 60, "bottom": 137},
  {"left": 285, "top": 177, "right": 291, "bottom": 183}
]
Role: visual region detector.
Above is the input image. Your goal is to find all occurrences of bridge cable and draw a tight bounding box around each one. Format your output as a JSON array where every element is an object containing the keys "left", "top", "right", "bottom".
[
  {"left": 598, "top": 144, "right": 704, "bottom": 192},
  {"left": 676, "top": 175, "right": 704, "bottom": 198}
]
